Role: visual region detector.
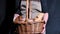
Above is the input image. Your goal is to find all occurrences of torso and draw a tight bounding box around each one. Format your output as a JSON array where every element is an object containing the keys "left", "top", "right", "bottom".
[{"left": 21, "top": 0, "right": 42, "bottom": 18}]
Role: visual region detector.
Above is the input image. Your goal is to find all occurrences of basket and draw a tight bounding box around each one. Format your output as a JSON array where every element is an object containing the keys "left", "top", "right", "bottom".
[
  {"left": 18, "top": 20, "right": 44, "bottom": 34},
  {"left": 16, "top": 0, "right": 44, "bottom": 34}
]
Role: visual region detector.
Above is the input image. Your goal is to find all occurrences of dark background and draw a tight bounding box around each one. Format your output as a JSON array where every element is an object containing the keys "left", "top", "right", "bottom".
[{"left": 0, "top": 0, "right": 17, "bottom": 34}]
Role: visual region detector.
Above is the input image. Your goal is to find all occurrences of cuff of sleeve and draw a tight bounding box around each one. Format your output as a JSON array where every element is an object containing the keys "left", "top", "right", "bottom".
[
  {"left": 43, "top": 13, "right": 49, "bottom": 23},
  {"left": 13, "top": 14, "right": 20, "bottom": 22}
]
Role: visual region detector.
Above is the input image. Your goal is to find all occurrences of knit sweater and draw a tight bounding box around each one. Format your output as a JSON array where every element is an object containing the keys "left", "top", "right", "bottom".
[{"left": 20, "top": 0, "right": 42, "bottom": 18}]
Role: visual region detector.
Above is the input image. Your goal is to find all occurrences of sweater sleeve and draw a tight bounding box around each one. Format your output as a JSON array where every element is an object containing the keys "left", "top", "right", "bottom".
[
  {"left": 15, "top": 0, "right": 22, "bottom": 15},
  {"left": 40, "top": 0, "right": 48, "bottom": 12}
]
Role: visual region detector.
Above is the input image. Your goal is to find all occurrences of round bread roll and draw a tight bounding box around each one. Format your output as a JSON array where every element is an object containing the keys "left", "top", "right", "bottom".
[{"left": 34, "top": 13, "right": 44, "bottom": 22}]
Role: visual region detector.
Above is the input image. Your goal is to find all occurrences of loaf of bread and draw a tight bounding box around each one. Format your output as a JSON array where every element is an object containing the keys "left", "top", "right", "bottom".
[{"left": 34, "top": 13, "right": 44, "bottom": 22}]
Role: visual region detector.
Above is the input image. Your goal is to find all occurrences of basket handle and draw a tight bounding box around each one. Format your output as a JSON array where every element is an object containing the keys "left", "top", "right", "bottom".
[{"left": 26, "top": 0, "right": 31, "bottom": 22}]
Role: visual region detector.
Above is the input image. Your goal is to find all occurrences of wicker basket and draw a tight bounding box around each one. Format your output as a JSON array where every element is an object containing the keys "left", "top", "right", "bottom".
[
  {"left": 17, "top": 19, "right": 44, "bottom": 34},
  {"left": 16, "top": 0, "right": 44, "bottom": 34}
]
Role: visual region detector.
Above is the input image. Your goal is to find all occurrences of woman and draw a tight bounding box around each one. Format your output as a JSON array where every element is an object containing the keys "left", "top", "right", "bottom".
[{"left": 13, "top": 0, "right": 48, "bottom": 34}]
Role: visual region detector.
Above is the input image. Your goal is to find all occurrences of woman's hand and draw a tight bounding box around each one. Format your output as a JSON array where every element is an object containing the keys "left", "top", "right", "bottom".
[{"left": 13, "top": 16, "right": 29, "bottom": 24}]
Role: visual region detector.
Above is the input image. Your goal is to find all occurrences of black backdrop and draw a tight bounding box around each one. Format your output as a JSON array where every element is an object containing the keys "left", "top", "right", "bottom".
[{"left": 0, "top": 0, "right": 17, "bottom": 34}]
